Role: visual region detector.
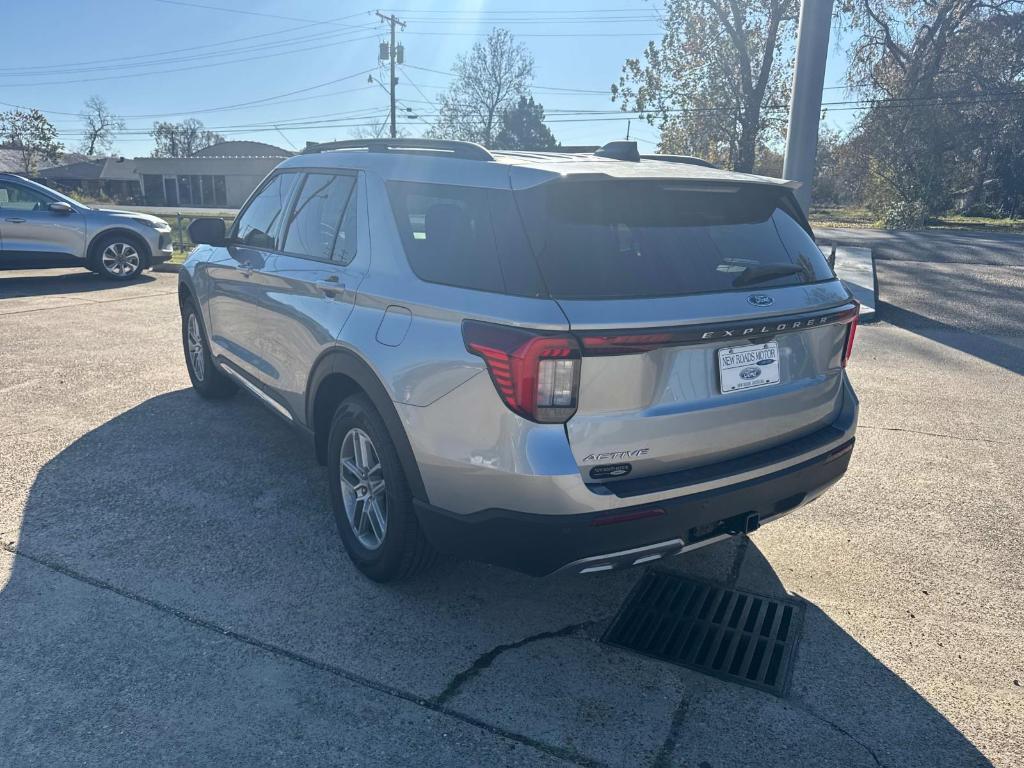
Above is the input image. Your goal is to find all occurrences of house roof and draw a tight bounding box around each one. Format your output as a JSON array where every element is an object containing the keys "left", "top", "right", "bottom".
[
  {"left": 37, "top": 159, "right": 105, "bottom": 181},
  {"left": 193, "top": 140, "right": 291, "bottom": 158},
  {"left": 99, "top": 155, "right": 283, "bottom": 180},
  {"left": 0, "top": 148, "right": 94, "bottom": 175}
]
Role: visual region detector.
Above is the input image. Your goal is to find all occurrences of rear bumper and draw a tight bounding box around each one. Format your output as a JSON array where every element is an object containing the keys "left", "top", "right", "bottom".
[{"left": 413, "top": 438, "right": 855, "bottom": 576}]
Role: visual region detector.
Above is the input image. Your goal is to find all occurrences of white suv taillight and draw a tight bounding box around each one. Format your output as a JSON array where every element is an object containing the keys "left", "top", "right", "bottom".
[{"left": 462, "top": 320, "right": 581, "bottom": 423}]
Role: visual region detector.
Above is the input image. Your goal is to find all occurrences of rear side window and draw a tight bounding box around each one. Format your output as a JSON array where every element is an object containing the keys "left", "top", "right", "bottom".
[
  {"left": 282, "top": 173, "right": 357, "bottom": 263},
  {"left": 514, "top": 180, "right": 833, "bottom": 300},
  {"left": 234, "top": 172, "right": 299, "bottom": 249},
  {"left": 387, "top": 181, "right": 505, "bottom": 293}
]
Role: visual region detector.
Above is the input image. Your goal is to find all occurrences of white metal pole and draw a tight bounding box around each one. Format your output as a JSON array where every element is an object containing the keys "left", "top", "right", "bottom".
[{"left": 783, "top": 0, "right": 834, "bottom": 213}]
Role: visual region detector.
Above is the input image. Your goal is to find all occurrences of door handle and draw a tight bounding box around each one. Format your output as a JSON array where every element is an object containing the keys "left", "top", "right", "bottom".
[
  {"left": 317, "top": 276, "right": 345, "bottom": 296},
  {"left": 238, "top": 266, "right": 253, "bottom": 277},
  {"left": 4, "top": 217, "right": 26, "bottom": 223}
]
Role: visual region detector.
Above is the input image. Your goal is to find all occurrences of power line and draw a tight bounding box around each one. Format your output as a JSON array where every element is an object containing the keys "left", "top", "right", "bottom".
[
  {"left": 148, "top": 0, "right": 369, "bottom": 25},
  {"left": 0, "top": 13, "right": 373, "bottom": 74},
  {"left": 0, "top": 33, "right": 380, "bottom": 87},
  {"left": 0, "top": 70, "right": 378, "bottom": 119},
  {"left": 0, "top": 27, "right": 377, "bottom": 79}
]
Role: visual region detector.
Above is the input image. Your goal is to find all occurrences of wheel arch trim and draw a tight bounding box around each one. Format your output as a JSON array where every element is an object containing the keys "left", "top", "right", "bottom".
[{"left": 307, "top": 347, "right": 429, "bottom": 503}]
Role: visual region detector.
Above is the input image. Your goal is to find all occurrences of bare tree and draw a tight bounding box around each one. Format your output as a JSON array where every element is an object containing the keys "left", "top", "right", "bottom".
[
  {"left": 612, "top": 0, "right": 797, "bottom": 172},
  {"left": 428, "top": 28, "right": 534, "bottom": 146},
  {"left": 0, "top": 109, "right": 64, "bottom": 174},
  {"left": 79, "top": 96, "right": 125, "bottom": 156},
  {"left": 150, "top": 118, "right": 225, "bottom": 157}
]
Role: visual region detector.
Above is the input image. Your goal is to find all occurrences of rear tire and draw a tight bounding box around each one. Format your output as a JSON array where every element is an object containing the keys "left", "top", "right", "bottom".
[
  {"left": 181, "top": 298, "right": 236, "bottom": 399},
  {"left": 328, "top": 394, "right": 436, "bottom": 582}
]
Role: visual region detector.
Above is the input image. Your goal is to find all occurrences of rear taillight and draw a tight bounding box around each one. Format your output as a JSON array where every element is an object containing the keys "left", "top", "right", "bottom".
[
  {"left": 842, "top": 302, "right": 859, "bottom": 367},
  {"left": 462, "top": 320, "right": 581, "bottom": 423}
]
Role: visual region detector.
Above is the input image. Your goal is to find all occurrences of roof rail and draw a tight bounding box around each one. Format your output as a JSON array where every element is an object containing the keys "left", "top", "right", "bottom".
[
  {"left": 301, "top": 138, "right": 494, "bottom": 161},
  {"left": 641, "top": 153, "right": 718, "bottom": 169},
  {"left": 594, "top": 140, "right": 640, "bottom": 162}
]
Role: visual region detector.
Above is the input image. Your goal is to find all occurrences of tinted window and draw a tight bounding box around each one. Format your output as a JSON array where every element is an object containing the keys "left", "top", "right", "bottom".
[
  {"left": 234, "top": 172, "right": 299, "bottom": 249},
  {"left": 0, "top": 182, "right": 49, "bottom": 211},
  {"left": 515, "top": 180, "right": 833, "bottom": 299},
  {"left": 283, "top": 173, "right": 357, "bottom": 263},
  {"left": 387, "top": 181, "right": 505, "bottom": 293}
]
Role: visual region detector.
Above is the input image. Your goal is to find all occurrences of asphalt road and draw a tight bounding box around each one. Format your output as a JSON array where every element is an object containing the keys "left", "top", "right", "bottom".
[{"left": 1, "top": 240, "right": 1021, "bottom": 767}]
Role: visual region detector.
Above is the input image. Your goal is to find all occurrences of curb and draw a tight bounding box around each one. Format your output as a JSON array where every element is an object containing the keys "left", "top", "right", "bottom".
[
  {"left": 830, "top": 246, "right": 877, "bottom": 323},
  {"left": 152, "top": 262, "right": 182, "bottom": 274}
]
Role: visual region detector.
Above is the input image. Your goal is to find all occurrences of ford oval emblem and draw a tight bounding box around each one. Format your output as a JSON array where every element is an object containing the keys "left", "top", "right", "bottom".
[
  {"left": 747, "top": 294, "right": 774, "bottom": 307},
  {"left": 740, "top": 367, "right": 762, "bottom": 380}
]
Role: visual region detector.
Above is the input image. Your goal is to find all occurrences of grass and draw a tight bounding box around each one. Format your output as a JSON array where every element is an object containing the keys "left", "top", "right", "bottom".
[{"left": 809, "top": 205, "right": 1024, "bottom": 233}]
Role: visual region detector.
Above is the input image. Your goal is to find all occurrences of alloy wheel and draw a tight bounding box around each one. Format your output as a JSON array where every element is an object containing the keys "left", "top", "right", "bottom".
[
  {"left": 187, "top": 313, "right": 205, "bottom": 382},
  {"left": 101, "top": 242, "right": 140, "bottom": 276},
  {"left": 339, "top": 427, "right": 388, "bottom": 550}
]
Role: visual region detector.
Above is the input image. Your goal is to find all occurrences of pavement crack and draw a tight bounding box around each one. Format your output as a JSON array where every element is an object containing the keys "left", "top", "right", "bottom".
[
  {"left": 795, "top": 701, "right": 883, "bottom": 768},
  {"left": 650, "top": 696, "right": 689, "bottom": 768},
  {"left": 858, "top": 424, "right": 1018, "bottom": 446},
  {"left": 0, "top": 541, "right": 607, "bottom": 768},
  {"left": 433, "top": 621, "right": 594, "bottom": 707}
]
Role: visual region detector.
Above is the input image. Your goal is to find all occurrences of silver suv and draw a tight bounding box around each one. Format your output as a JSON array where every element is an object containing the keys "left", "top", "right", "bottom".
[
  {"left": 178, "top": 139, "right": 859, "bottom": 582},
  {"left": 0, "top": 173, "right": 172, "bottom": 279}
]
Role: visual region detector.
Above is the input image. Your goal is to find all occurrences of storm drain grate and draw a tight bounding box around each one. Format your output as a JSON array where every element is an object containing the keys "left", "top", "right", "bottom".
[{"left": 602, "top": 571, "right": 805, "bottom": 697}]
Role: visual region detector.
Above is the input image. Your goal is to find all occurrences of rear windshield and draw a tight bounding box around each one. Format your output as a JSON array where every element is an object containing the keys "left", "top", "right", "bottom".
[
  {"left": 514, "top": 180, "right": 833, "bottom": 300},
  {"left": 386, "top": 178, "right": 832, "bottom": 299}
]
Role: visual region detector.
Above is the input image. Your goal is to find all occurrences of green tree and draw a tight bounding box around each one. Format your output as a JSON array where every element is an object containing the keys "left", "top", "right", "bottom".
[
  {"left": 612, "top": 0, "right": 797, "bottom": 172},
  {"left": 491, "top": 96, "right": 558, "bottom": 150},
  {"left": 429, "top": 29, "right": 534, "bottom": 146},
  {"left": 0, "top": 109, "right": 64, "bottom": 174},
  {"left": 150, "top": 118, "right": 225, "bottom": 158},
  {"left": 79, "top": 96, "right": 125, "bottom": 156}
]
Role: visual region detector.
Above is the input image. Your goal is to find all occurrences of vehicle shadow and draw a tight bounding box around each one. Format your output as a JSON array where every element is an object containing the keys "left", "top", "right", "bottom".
[
  {"left": 0, "top": 389, "right": 994, "bottom": 767},
  {"left": 0, "top": 268, "right": 156, "bottom": 299}
]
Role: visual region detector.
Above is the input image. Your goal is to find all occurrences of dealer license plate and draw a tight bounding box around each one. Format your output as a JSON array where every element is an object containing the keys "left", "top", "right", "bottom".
[{"left": 718, "top": 342, "right": 781, "bottom": 393}]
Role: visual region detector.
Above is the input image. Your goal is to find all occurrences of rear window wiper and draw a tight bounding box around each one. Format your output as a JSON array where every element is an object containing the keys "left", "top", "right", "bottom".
[{"left": 732, "top": 263, "right": 808, "bottom": 287}]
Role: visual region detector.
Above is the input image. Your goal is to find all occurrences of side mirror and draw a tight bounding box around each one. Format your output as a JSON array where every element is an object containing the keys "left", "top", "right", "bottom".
[
  {"left": 48, "top": 201, "right": 73, "bottom": 215},
  {"left": 188, "top": 217, "right": 227, "bottom": 247}
]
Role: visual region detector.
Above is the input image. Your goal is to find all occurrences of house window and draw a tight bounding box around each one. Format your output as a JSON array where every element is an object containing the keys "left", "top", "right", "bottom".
[
  {"left": 142, "top": 174, "right": 164, "bottom": 205},
  {"left": 163, "top": 177, "right": 178, "bottom": 206},
  {"left": 177, "top": 175, "right": 192, "bottom": 205},
  {"left": 200, "top": 175, "right": 215, "bottom": 207},
  {"left": 213, "top": 175, "right": 227, "bottom": 207}
]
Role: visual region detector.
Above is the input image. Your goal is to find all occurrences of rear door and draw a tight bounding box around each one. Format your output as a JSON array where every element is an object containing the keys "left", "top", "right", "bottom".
[{"left": 513, "top": 179, "right": 856, "bottom": 481}]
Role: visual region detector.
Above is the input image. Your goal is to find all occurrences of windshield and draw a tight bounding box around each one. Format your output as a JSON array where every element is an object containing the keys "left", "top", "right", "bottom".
[{"left": 513, "top": 180, "right": 833, "bottom": 300}]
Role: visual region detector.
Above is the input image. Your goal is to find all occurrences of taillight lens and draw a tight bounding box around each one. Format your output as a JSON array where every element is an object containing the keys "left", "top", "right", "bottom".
[
  {"left": 842, "top": 302, "right": 859, "bottom": 367},
  {"left": 462, "top": 320, "right": 581, "bottom": 423}
]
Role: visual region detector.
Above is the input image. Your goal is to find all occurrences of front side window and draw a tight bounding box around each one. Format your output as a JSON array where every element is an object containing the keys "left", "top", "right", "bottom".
[
  {"left": 234, "top": 172, "right": 299, "bottom": 249},
  {"left": 282, "top": 173, "right": 357, "bottom": 263},
  {"left": 0, "top": 182, "right": 49, "bottom": 211}
]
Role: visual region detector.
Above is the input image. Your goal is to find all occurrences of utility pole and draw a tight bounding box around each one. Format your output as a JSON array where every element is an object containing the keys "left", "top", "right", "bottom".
[
  {"left": 783, "top": 0, "right": 834, "bottom": 213},
  {"left": 375, "top": 11, "right": 405, "bottom": 139}
]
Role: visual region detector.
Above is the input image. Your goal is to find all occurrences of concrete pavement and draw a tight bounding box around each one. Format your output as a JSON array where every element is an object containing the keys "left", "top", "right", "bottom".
[{"left": 1, "top": 247, "right": 1021, "bottom": 766}]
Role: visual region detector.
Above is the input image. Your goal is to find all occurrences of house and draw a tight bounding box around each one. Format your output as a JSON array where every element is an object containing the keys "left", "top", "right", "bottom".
[{"left": 97, "top": 141, "right": 291, "bottom": 208}]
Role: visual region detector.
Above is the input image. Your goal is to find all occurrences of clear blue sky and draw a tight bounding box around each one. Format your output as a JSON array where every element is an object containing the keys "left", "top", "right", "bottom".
[{"left": 0, "top": 0, "right": 856, "bottom": 157}]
